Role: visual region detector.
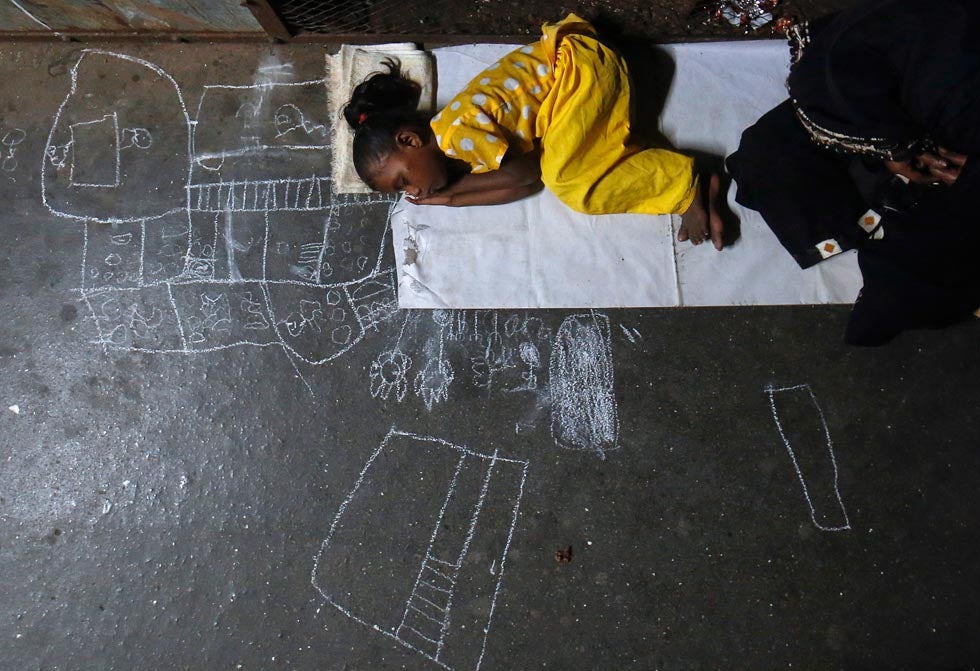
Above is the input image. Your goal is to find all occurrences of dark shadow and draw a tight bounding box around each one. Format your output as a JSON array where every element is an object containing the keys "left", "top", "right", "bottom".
[
  {"left": 599, "top": 27, "right": 743, "bottom": 247},
  {"left": 597, "top": 29, "right": 678, "bottom": 149}
]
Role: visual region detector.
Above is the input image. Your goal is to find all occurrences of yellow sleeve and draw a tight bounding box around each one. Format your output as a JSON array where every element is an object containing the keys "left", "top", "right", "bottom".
[{"left": 431, "top": 100, "right": 512, "bottom": 174}]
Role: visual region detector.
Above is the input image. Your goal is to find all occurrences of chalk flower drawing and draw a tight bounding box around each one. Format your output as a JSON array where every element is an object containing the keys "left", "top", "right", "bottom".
[
  {"left": 415, "top": 356, "right": 455, "bottom": 410},
  {"left": 370, "top": 350, "right": 413, "bottom": 401}
]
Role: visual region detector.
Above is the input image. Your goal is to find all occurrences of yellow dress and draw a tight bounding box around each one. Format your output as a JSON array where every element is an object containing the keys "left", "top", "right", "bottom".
[{"left": 429, "top": 14, "right": 698, "bottom": 215}]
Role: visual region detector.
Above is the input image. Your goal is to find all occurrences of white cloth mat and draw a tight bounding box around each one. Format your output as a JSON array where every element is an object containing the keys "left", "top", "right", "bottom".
[{"left": 392, "top": 40, "right": 863, "bottom": 309}]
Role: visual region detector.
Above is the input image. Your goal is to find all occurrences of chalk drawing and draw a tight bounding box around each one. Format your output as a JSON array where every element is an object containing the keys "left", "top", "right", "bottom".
[
  {"left": 1, "top": 128, "right": 26, "bottom": 172},
  {"left": 43, "top": 50, "right": 191, "bottom": 222},
  {"left": 120, "top": 127, "right": 153, "bottom": 150},
  {"left": 506, "top": 341, "right": 541, "bottom": 393},
  {"left": 370, "top": 312, "right": 415, "bottom": 401},
  {"left": 44, "top": 51, "right": 399, "bottom": 383},
  {"left": 194, "top": 79, "right": 331, "bottom": 166},
  {"left": 766, "top": 384, "right": 851, "bottom": 532},
  {"left": 414, "top": 319, "right": 455, "bottom": 411},
  {"left": 360, "top": 309, "right": 620, "bottom": 456},
  {"left": 258, "top": 63, "right": 294, "bottom": 74},
  {"left": 8, "top": 0, "right": 51, "bottom": 30},
  {"left": 52, "top": 52, "right": 622, "bottom": 434},
  {"left": 312, "top": 428, "right": 529, "bottom": 671},
  {"left": 273, "top": 103, "right": 327, "bottom": 139},
  {"left": 68, "top": 113, "right": 121, "bottom": 187},
  {"left": 618, "top": 323, "right": 642, "bottom": 344},
  {"left": 550, "top": 312, "right": 619, "bottom": 458}
]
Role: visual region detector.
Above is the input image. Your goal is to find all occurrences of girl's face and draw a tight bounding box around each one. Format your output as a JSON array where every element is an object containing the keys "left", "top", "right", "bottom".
[{"left": 370, "top": 129, "right": 449, "bottom": 198}]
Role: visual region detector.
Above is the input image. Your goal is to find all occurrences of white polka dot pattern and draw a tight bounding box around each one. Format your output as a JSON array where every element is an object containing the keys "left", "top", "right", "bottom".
[{"left": 430, "top": 27, "right": 564, "bottom": 174}]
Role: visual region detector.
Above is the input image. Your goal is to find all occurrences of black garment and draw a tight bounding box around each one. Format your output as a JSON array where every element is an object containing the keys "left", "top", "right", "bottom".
[
  {"left": 726, "top": 0, "right": 980, "bottom": 346},
  {"left": 788, "top": 0, "right": 980, "bottom": 160}
]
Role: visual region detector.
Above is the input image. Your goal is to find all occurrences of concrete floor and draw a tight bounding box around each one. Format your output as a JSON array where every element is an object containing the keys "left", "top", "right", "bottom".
[{"left": 1, "top": 42, "right": 980, "bottom": 671}]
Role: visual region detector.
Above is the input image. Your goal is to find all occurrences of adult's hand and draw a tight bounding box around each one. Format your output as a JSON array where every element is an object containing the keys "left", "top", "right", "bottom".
[
  {"left": 924, "top": 147, "right": 968, "bottom": 185},
  {"left": 886, "top": 147, "right": 968, "bottom": 186}
]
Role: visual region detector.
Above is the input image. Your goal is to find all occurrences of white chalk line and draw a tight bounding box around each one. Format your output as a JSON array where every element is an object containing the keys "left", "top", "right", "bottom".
[
  {"left": 311, "top": 429, "right": 529, "bottom": 670},
  {"left": 396, "top": 452, "right": 468, "bottom": 648},
  {"left": 766, "top": 383, "right": 851, "bottom": 532},
  {"left": 475, "top": 458, "right": 529, "bottom": 670},
  {"left": 435, "top": 450, "right": 498, "bottom": 661},
  {"left": 42, "top": 50, "right": 192, "bottom": 223},
  {"left": 8, "top": 0, "right": 50, "bottom": 29},
  {"left": 67, "top": 112, "right": 121, "bottom": 188}
]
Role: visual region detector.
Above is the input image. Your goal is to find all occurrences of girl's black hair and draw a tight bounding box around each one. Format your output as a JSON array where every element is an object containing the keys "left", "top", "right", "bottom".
[{"left": 343, "top": 59, "right": 431, "bottom": 187}]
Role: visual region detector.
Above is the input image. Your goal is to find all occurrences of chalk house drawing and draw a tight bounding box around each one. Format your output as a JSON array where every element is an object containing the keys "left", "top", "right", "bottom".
[
  {"left": 44, "top": 50, "right": 399, "bottom": 372},
  {"left": 312, "top": 429, "right": 529, "bottom": 671},
  {"left": 766, "top": 384, "right": 851, "bottom": 532},
  {"left": 367, "top": 309, "right": 619, "bottom": 455}
]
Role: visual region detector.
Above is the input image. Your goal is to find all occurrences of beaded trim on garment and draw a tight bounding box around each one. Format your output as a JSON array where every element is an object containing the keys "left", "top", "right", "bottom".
[
  {"left": 787, "top": 19, "right": 923, "bottom": 161},
  {"left": 786, "top": 21, "right": 811, "bottom": 64},
  {"left": 791, "top": 103, "right": 912, "bottom": 160}
]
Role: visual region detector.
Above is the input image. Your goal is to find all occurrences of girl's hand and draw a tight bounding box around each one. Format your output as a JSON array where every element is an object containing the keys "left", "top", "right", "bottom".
[{"left": 407, "top": 191, "right": 453, "bottom": 206}]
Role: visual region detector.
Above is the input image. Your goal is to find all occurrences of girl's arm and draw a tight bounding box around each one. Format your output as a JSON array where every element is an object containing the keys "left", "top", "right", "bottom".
[
  {"left": 410, "top": 147, "right": 543, "bottom": 207},
  {"left": 415, "top": 181, "right": 544, "bottom": 207}
]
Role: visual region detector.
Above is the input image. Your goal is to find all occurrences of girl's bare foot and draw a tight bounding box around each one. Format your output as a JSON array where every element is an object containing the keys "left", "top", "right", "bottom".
[{"left": 678, "top": 173, "right": 725, "bottom": 250}]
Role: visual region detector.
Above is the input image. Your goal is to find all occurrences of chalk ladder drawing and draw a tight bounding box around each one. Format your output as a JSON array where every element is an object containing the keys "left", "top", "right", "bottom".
[
  {"left": 766, "top": 384, "right": 851, "bottom": 532},
  {"left": 45, "top": 50, "right": 399, "bottom": 378},
  {"left": 550, "top": 312, "right": 619, "bottom": 458},
  {"left": 312, "top": 429, "right": 529, "bottom": 671}
]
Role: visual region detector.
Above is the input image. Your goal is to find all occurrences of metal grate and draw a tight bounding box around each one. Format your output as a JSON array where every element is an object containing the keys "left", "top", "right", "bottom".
[{"left": 272, "top": 0, "right": 461, "bottom": 35}]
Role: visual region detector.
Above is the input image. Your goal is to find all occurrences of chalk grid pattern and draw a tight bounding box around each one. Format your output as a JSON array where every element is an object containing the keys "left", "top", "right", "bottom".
[{"left": 42, "top": 50, "right": 399, "bottom": 368}]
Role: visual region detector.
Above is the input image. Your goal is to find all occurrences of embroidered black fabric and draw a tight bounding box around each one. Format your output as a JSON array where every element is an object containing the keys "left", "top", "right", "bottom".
[{"left": 727, "top": 0, "right": 980, "bottom": 345}]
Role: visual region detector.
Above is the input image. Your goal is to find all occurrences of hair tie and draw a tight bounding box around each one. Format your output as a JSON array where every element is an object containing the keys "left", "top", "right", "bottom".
[{"left": 358, "top": 112, "right": 369, "bottom": 125}]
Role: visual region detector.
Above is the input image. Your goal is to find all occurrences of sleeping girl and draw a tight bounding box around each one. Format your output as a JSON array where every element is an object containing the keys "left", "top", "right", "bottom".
[{"left": 343, "top": 14, "right": 726, "bottom": 250}]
